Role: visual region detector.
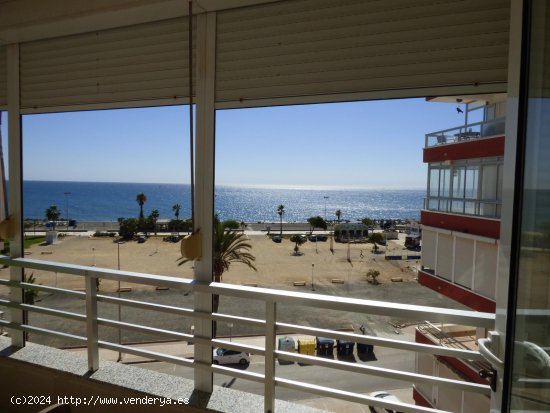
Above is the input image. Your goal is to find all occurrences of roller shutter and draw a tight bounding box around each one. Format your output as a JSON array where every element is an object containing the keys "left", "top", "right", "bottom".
[
  {"left": 421, "top": 228, "right": 436, "bottom": 270},
  {"left": 20, "top": 17, "right": 195, "bottom": 110},
  {"left": 454, "top": 237, "right": 474, "bottom": 289},
  {"left": 474, "top": 241, "right": 498, "bottom": 299},
  {"left": 216, "top": 0, "right": 510, "bottom": 105},
  {"left": 436, "top": 233, "right": 453, "bottom": 280},
  {"left": 0, "top": 46, "right": 6, "bottom": 109}
]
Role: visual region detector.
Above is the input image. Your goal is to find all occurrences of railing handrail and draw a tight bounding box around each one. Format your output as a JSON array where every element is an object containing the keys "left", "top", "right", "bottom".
[
  {"left": 425, "top": 116, "right": 506, "bottom": 138},
  {"left": 424, "top": 196, "right": 502, "bottom": 219},
  {"left": 0, "top": 255, "right": 494, "bottom": 328},
  {"left": 424, "top": 196, "right": 501, "bottom": 204}
]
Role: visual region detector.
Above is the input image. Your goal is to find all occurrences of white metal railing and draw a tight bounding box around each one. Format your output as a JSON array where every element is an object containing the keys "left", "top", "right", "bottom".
[
  {"left": 0, "top": 255, "right": 495, "bottom": 413},
  {"left": 424, "top": 117, "right": 505, "bottom": 148},
  {"left": 423, "top": 197, "right": 502, "bottom": 218}
]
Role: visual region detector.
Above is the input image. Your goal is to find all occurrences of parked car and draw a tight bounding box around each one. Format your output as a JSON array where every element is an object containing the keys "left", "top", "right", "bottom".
[
  {"left": 308, "top": 234, "right": 328, "bottom": 242},
  {"left": 168, "top": 233, "right": 181, "bottom": 242},
  {"left": 272, "top": 235, "right": 282, "bottom": 243},
  {"left": 404, "top": 234, "right": 421, "bottom": 250},
  {"left": 137, "top": 236, "right": 146, "bottom": 243},
  {"left": 368, "top": 391, "right": 404, "bottom": 413},
  {"left": 212, "top": 348, "right": 250, "bottom": 365}
]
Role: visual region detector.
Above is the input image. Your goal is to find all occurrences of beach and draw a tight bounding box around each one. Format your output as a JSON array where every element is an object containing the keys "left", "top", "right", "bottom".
[{"left": 3, "top": 229, "right": 418, "bottom": 292}]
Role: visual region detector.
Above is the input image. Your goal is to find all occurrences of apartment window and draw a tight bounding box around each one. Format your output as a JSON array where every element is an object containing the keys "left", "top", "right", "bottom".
[{"left": 427, "top": 159, "right": 502, "bottom": 217}]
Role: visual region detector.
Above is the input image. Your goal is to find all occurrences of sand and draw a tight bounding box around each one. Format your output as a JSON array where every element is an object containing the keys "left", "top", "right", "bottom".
[{"left": 0, "top": 232, "right": 418, "bottom": 295}]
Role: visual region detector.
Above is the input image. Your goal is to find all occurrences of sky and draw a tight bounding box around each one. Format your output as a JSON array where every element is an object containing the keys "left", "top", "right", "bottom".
[{"left": 0, "top": 98, "right": 469, "bottom": 189}]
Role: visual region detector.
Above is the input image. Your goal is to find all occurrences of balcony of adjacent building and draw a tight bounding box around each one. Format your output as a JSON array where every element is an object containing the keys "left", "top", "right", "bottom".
[
  {"left": 423, "top": 97, "right": 506, "bottom": 165},
  {"left": 414, "top": 322, "right": 491, "bottom": 412},
  {"left": 424, "top": 97, "right": 506, "bottom": 148}
]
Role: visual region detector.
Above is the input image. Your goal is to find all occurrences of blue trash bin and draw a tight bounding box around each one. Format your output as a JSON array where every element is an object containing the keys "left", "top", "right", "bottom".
[
  {"left": 316, "top": 337, "right": 335, "bottom": 356},
  {"left": 357, "top": 342, "right": 374, "bottom": 354},
  {"left": 336, "top": 339, "right": 355, "bottom": 356}
]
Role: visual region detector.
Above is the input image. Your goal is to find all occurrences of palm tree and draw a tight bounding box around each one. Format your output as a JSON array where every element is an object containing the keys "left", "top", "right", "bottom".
[
  {"left": 277, "top": 204, "right": 285, "bottom": 236},
  {"left": 290, "top": 234, "right": 306, "bottom": 255},
  {"left": 211, "top": 221, "right": 257, "bottom": 282},
  {"left": 136, "top": 193, "right": 147, "bottom": 218},
  {"left": 23, "top": 272, "right": 39, "bottom": 305},
  {"left": 335, "top": 209, "right": 342, "bottom": 223},
  {"left": 45, "top": 205, "right": 61, "bottom": 230},
  {"left": 172, "top": 204, "right": 181, "bottom": 220},
  {"left": 178, "top": 219, "right": 256, "bottom": 336},
  {"left": 150, "top": 209, "right": 160, "bottom": 235}
]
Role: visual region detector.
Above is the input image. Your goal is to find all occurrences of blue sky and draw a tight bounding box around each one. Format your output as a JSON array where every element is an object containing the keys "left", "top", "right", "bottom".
[{"left": 1, "top": 98, "right": 465, "bottom": 188}]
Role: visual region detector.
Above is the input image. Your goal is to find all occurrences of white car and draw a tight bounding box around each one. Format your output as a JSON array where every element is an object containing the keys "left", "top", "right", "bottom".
[
  {"left": 212, "top": 348, "right": 250, "bottom": 365},
  {"left": 368, "top": 391, "right": 404, "bottom": 413}
]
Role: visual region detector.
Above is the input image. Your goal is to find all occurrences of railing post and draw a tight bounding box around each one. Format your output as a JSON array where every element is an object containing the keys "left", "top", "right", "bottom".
[
  {"left": 193, "top": 10, "right": 217, "bottom": 393},
  {"left": 265, "top": 300, "right": 276, "bottom": 413},
  {"left": 85, "top": 273, "right": 99, "bottom": 371},
  {"left": 7, "top": 43, "right": 25, "bottom": 347}
]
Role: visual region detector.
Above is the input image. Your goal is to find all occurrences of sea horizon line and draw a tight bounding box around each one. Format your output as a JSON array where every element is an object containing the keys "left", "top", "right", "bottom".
[{"left": 22, "top": 180, "right": 425, "bottom": 191}]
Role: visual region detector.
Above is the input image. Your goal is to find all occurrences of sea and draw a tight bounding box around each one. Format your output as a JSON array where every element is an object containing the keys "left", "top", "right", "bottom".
[{"left": 22, "top": 181, "right": 425, "bottom": 223}]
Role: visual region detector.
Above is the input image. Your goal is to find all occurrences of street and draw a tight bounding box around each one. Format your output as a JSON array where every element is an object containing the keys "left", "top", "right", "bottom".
[{"left": 136, "top": 333, "right": 415, "bottom": 408}]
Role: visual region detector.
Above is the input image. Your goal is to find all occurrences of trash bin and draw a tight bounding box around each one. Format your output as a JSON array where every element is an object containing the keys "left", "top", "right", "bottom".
[
  {"left": 297, "top": 338, "right": 316, "bottom": 356},
  {"left": 336, "top": 339, "right": 355, "bottom": 356},
  {"left": 357, "top": 342, "right": 374, "bottom": 354},
  {"left": 277, "top": 336, "right": 296, "bottom": 365},
  {"left": 316, "top": 337, "right": 335, "bottom": 356},
  {"left": 278, "top": 336, "right": 295, "bottom": 352}
]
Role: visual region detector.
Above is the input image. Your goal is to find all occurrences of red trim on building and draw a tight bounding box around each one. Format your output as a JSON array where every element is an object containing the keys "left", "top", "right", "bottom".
[
  {"left": 413, "top": 387, "right": 433, "bottom": 408},
  {"left": 421, "top": 210, "right": 500, "bottom": 239},
  {"left": 418, "top": 270, "right": 496, "bottom": 313},
  {"left": 416, "top": 330, "right": 489, "bottom": 386},
  {"left": 423, "top": 136, "right": 504, "bottom": 163},
  {"left": 416, "top": 329, "right": 434, "bottom": 345}
]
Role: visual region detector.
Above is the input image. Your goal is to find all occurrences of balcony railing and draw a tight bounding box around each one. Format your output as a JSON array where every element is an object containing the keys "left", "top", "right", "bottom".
[
  {"left": 425, "top": 117, "right": 505, "bottom": 148},
  {"left": 418, "top": 322, "right": 491, "bottom": 373},
  {"left": 424, "top": 197, "right": 501, "bottom": 219},
  {"left": 0, "top": 255, "right": 494, "bottom": 413}
]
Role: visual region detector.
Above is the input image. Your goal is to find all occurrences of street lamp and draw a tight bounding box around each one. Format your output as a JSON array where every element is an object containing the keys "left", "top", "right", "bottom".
[
  {"left": 228, "top": 322, "right": 234, "bottom": 342},
  {"left": 64, "top": 192, "right": 71, "bottom": 229},
  {"left": 323, "top": 196, "right": 329, "bottom": 220}
]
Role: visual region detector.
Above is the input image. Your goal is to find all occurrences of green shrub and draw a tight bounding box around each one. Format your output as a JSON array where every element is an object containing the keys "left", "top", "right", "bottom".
[
  {"left": 368, "top": 232, "right": 384, "bottom": 245},
  {"left": 119, "top": 218, "right": 138, "bottom": 240},
  {"left": 366, "top": 269, "right": 380, "bottom": 285},
  {"left": 361, "top": 217, "right": 374, "bottom": 226},
  {"left": 222, "top": 219, "right": 240, "bottom": 230}
]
